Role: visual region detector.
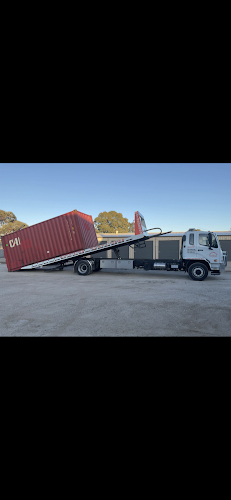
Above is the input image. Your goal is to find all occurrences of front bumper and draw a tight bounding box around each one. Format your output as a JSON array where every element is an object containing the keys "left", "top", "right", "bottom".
[{"left": 210, "top": 263, "right": 226, "bottom": 273}]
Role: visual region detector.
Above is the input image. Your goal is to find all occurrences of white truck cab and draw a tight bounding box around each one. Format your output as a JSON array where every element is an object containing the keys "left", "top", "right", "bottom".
[{"left": 182, "top": 229, "right": 226, "bottom": 280}]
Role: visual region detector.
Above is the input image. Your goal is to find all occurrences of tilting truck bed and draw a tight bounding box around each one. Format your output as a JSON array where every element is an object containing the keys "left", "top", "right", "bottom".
[{"left": 21, "top": 211, "right": 168, "bottom": 270}]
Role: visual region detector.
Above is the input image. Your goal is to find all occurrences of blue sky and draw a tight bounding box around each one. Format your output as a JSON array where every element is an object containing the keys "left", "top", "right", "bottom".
[{"left": 0, "top": 163, "right": 230, "bottom": 232}]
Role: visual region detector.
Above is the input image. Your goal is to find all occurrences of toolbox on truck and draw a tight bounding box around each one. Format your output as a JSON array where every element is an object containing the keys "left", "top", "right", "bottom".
[{"left": 2, "top": 210, "right": 98, "bottom": 272}]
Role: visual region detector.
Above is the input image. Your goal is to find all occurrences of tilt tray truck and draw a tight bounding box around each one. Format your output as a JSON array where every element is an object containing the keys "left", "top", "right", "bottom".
[{"left": 2, "top": 210, "right": 227, "bottom": 281}]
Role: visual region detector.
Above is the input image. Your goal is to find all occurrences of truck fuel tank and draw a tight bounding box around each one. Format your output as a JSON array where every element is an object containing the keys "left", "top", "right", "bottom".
[{"left": 153, "top": 263, "right": 166, "bottom": 269}]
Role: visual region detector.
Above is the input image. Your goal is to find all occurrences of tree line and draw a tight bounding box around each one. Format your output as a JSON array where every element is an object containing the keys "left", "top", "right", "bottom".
[
  {"left": 0, "top": 209, "right": 135, "bottom": 237},
  {"left": 0, "top": 211, "right": 28, "bottom": 236},
  {"left": 94, "top": 211, "right": 134, "bottom": 233}
]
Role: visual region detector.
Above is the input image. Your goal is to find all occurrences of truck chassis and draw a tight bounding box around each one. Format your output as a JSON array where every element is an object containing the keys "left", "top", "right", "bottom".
[{"left": 73, "top": 256, "right": 223, "bottom": 281}]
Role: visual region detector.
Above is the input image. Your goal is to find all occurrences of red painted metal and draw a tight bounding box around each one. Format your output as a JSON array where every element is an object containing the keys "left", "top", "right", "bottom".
[
  {"left": 2, "top": 210, "right": 98, "bottom": 272},
  {"left": 135, "top": 211, "right": 143, "bottom": 235}
]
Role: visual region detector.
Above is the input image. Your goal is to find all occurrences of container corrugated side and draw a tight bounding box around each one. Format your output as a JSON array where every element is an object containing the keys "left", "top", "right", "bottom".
[{"left": 2, "top": 210, "right": 98, "bottom": 272}]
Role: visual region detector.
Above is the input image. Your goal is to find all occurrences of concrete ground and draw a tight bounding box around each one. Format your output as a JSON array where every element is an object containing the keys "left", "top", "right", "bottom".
[{"left": 0, "top": 262, "right": 231, "bottom": 336}]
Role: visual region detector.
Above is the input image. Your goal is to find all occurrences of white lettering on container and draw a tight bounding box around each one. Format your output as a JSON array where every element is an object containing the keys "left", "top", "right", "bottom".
[{"left": 9, "top": 237, "right": 21, "bottom": 248}]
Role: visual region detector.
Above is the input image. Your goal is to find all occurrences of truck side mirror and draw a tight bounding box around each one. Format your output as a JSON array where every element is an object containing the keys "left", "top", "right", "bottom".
[
  {"left": 182, "top": 235, "right": 186, "bottom": 242},
  {"left": 208, "top": 233, "right": 212, "bottom": 248}
]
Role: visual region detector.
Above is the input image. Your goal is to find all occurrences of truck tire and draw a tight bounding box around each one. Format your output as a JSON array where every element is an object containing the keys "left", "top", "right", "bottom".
[
  {"left": 188, "top": 262, "right": 208, "bottom": 281},
  {"left": 75, "top": 260, "right": 92, "bottom": 276}
]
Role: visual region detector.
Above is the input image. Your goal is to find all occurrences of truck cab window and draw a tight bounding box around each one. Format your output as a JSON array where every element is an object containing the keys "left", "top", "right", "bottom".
[
  {"left": 189, "top": 234, "right": 194, "bottom": 245},
  {"left": 199, "top": 234, "right": 209, "bottom": 246}
]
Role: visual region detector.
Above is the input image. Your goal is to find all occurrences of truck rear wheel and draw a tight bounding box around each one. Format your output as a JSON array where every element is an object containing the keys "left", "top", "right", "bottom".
[
  {"left": 75, "top": 260, "right": 92, "bottom": 276},
  {"left": 188, "top": 263, "right": 208, "bottom": 281}
]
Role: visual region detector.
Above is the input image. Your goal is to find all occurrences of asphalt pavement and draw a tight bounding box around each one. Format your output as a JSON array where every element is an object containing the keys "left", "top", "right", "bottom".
[{"left": 0, "top": 263, "right": 231, "bottom": 336}]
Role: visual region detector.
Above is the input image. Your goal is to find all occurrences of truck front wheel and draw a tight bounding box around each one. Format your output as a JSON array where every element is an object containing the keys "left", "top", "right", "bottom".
[{"left": 188, "top": 263, "right": 208, "bottom": 281}]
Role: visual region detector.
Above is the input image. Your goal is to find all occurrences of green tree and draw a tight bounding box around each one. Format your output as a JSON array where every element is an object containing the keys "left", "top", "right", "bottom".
[
  {"left": 0, "top": 210, "right": 17, "bottom": 225},
  {"left": 94, "top": 211, "right": 134, "bottom": 233},
  {"left": 0, "top": 210, "right": 28, "bottom": 236},
  {"left": 128, "top": 220, "right": 135, "bottom": 233}
]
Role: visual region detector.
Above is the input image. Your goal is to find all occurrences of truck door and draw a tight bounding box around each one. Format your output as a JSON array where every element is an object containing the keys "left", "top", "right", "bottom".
[
  {"left": 196, "top": 232, "right": 219, "bottom": 262},
  {"left": 196, "top": 233, "right": 210, "bottom": 259},
  {"left": 183, "top": 232, "right": 197, "bottom": 259}
]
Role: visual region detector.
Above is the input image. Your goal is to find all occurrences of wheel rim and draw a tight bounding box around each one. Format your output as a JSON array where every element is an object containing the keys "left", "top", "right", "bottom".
[
  {"left": 78, "top": 263, "right": 88, "bottom": 274},
  {"left": 192, "top": 267, "right": 205, "bottom": 278}
]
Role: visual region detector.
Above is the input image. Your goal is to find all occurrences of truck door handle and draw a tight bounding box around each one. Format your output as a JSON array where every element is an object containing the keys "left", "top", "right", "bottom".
[{"left": 198, "top": 250, "right": 203, "bottom": 251}]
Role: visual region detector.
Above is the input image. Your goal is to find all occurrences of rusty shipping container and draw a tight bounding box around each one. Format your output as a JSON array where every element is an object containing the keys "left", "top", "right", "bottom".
[{"left": 2, "top": 210, "right": 98, "bottom": 272}]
